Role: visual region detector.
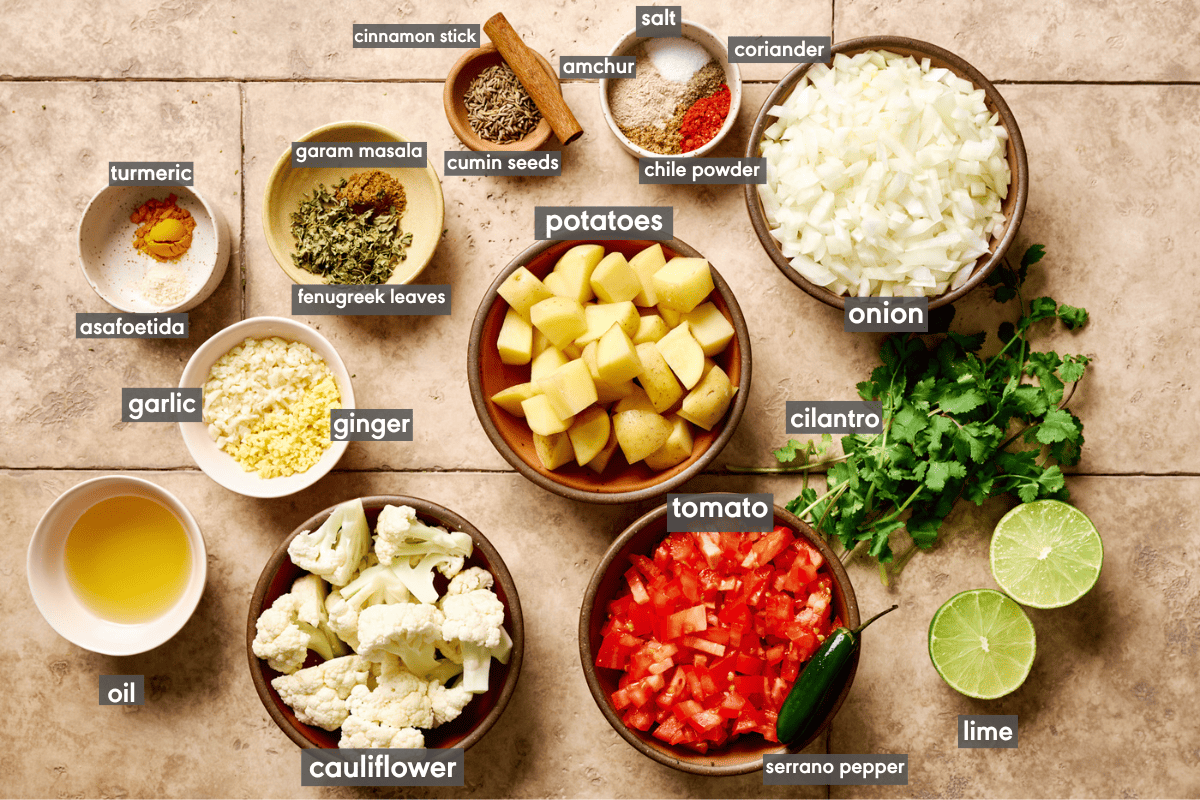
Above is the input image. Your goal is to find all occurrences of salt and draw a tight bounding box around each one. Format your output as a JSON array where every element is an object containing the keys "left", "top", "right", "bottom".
[{"left": 644, "top": 37, "right": 712, "bottom": 83}]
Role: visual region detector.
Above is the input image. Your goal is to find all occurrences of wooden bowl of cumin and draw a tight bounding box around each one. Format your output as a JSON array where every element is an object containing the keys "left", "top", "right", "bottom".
[{"left": 444, "top": 43, "right": 557, "bottom": 152}]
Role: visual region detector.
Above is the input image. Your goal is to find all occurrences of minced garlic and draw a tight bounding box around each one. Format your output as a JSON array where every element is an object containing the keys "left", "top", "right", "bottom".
[{"left": 202, "top": 336, "right": 341, "bottom": 479}]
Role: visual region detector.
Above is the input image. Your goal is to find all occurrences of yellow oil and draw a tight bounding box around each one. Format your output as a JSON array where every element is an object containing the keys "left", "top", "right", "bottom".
[{"left": 64, "top": 495, "right": 192, "bottom": 624}]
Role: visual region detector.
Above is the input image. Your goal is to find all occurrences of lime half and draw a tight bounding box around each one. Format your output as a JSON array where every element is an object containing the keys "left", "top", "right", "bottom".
[
  {"left": 990, "top": 500, "right": 1103, "bottom": 609},
  {"left": 928, "top": 589, "right": 1036, "bottom": 699}
]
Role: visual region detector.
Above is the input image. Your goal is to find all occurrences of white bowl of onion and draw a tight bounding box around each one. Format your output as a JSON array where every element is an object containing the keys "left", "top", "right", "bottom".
[{"left": 745, "top": 36, "right": 1028, "bottom": 309}]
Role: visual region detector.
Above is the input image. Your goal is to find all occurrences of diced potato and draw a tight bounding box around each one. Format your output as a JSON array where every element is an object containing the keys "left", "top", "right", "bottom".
[
  {"left": 653, "top": 257, "right": 715, "bottom": 313},
  {"left": 586, "top": 433, "right": 621, "bottom": 474},
  {"left": 568, "top": 407, "right": 610, "bottom": 466},
  {"left": 629, "top": 244, "right": 666, "bottom": 307},
  {"left": 497, "top": 267, "right": 553, "bottom": 317},
  {"left": 594, "top": 378, "right": 636, "bottom": 405},
  {"left": 521, "top": 393, "right": 571, "bottom": 435},
  {"left": 496, "top": 308, "right": 533, "bottom": 365},
  {"left": 614, "top": 386, "right": 654, "bottom": 415},
  {"left": 577, "top": 301, "right": 640, "bottom": 346},
  {"left": 538, "top": 359, "right": 598, "bottom": 419},
  {"left": 613, "top": 405, "right": 673, "bottom": 464},
  {"left": 490, "top": 382, "right": 541, "bottom": 417},
  {"left": 683, "top": 302, "right": 735, "bottom": 356},
  {"left": 533, "top": 432, "right": 574, "bottom": 470},
  {"left": 553, "top": 244, "right": 605, "bottom": 303},
  {"left": 597, "top": 323, "right": 643, "bottom": 384},
  {"left": 634, "top": 342, "right": 683, "bottom": 413},
  {"left": 531, "top": 327, "right": 552, "bottom": 357},
  {"left": 530, "top": 296, "right": 587, "bottom": 350},
  {"left": 644, "top": 415, "right": 694, "bottom": 470},
  {"left": 542, "top": 271, "right": 572, "bottom": 300},
  {"left": 562, "top": 342, "right": 583, "bottom": 359},
  {"left": 530, "top": 347, "right": 569, "bottom": 382},
  {"left": 658, "top": 304, "right": 682, "bottom": 327},
  {"left": 655, "top": 323, "right": 705, "bottom": 389},
  {"left": 632, "top": 314, "right": 669, "bottom": 345},
  {"left": 678, "top": 364, "right": 734, "bottom": 431},
  {"left": 590, "top": 252, "right": 641, "bottom": 304}
]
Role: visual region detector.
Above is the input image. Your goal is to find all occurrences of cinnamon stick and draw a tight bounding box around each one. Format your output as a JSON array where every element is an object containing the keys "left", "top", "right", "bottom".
[{"left": 484, "top": 13, "right": 583, "bottom": 145}]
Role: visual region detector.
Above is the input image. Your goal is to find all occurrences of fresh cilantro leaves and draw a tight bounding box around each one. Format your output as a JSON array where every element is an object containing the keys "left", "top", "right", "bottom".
[{"left": 761, "top": 246, "right": 1091, "bottom": 578}]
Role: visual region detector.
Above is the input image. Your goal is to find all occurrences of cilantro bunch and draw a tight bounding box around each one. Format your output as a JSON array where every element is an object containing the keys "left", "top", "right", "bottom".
[{"left": 753, "top": 246, "right": 1091, "bottom": 580}]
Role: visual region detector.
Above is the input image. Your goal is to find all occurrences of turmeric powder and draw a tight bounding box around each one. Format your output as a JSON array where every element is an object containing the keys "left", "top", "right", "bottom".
[{"left": 131, "top": 195, "right": 196, "bottom": 261}]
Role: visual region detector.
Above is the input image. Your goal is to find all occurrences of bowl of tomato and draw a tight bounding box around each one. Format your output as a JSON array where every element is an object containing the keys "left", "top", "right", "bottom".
[{"left": 579, "top": 501, "right": 859, "bottom": 774}]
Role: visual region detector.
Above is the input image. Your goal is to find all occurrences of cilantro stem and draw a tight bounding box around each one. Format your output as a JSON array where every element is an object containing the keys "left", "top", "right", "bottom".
[{"left": 725, "top": 454, "right": 851, "bottom": 474}]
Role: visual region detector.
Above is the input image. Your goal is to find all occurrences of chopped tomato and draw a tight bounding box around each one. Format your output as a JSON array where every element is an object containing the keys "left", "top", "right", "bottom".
[{"left": 596, "top": 527, "right": 835, "bottom": 753}]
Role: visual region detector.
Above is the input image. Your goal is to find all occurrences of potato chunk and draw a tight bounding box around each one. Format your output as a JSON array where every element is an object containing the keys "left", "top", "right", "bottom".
[
  {"left": 590, "top": 252, "right": 642, "bottom": 304},
  {"left": 496, "top": 308, "right": 533, "bottom": 365},
  {"left": 538, "top": 359, "right": 598, "bottom": 419},
  {"left": 490, "top": 382, "right": 541, "bottom": 417},
  {"left": 498, "top": 267, "right": 553, "bottom": 317},
  {"left": 653, "top": 257, "right": 715, "bottom": 313},
  {"left": 567, "top": 407, "right": 611, "bottom": 466},
  {"left": 521, "top": 394, "right": 571, "bottom": 435},
  {"left": 635, "top": 342, "right": 683, "bottom": 413},
  {"left": 644, "top": 415, "right": 694, "bottom": 470},
  {"left": 530, "top": 296, "right": 587, "bottom": 350},
  {"left": 530, "top": 347, "right": 568, "bottom": 381},
  {"left": 597, "top": 323, "right": 644, "bottom": 384},
  {"left": 576, "top": 301, "right": 640, "bottom": 346},
  {"left": 553, "top": 244, "right": 605, "bottom": 303},
  {"left": 629, "top": 244, "right": 667, "bottom": 307},
  {"left": 682, "top": 302, "right": 735, "bottom": 356},
  {"left": 533, "top": 432, "right": 574, "bottom": 470},
  {"left": 586, "top": 433, "right": 621, "bottom": 474},
  {"left": 678, "top": 364, "right": 734, "bottom": 431},
  {"left": 655, "top": 323, "right": 705, "bottom": 389},
  {"left": 632, "top": 314, "right": 669, "bottom": 345},
  {"left": 613, "top": 394, "right": 673, "bottom": 464}
]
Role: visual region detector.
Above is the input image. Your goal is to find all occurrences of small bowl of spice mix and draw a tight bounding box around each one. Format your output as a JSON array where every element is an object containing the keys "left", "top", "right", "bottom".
[
  {"left": 78, "top": 184, "right": 230, "bottom": 312},
  {"left": 445, "top": 42, "right": 556, "bottom": 152},
  {"left": 601, "top": 22, "right": 741, "bottom": 158}
]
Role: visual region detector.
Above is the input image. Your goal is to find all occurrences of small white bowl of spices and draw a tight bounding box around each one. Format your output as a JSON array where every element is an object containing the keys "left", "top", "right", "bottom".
[
  {"left": 178, "top": 316, "right": 355, "bottom": 498},
  {"left": 78, "top": 184, "right": 229, "bottom": 312},
  {"left": 600, "top": 22, "right": 742, "bottom": 159}
]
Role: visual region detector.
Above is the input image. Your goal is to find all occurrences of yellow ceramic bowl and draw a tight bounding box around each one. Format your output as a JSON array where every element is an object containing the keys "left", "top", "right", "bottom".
[{"left": 262, "top": 120, "right": 445, "bottom": 285}]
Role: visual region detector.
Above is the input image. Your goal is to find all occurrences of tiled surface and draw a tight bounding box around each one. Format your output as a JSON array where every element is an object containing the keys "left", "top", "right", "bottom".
[{"left": 3, "top": 0, "right": 1199, "bottom": 797}]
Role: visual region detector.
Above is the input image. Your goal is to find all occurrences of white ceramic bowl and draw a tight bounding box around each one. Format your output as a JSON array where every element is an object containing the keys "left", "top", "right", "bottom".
[
  {"left": 178, "top": 316, "right": 355, "bottom": 498},
  {"left": 27, "top": 475, "right": 207, "bottom": 656},
  {"left": 78, "top": 184, "right": 229, "bottom": 312},
  {"left": 599, "top": 22, "right": 742, "bottom": 159}
]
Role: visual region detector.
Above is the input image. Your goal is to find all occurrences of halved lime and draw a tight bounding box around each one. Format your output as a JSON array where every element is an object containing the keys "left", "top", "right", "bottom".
[
  {"left": 990, "top": 500, "right": 1103, "bottom": 609},
  {"left": 928, "top": 589, "right": 1036, "bottom": 699}
]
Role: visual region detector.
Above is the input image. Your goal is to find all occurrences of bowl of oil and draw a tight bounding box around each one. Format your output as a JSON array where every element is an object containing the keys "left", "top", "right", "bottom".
[{"left": 27, "top": 475, "right": 207, "bottom": 655}]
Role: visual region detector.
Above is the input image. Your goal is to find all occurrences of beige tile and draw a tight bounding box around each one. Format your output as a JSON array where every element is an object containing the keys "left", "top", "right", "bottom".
[
  {"left": 0, "top": 82, "right": 243, "bottom": 470},
  {"left": 4, "top": 470, "right": 826, "bottom": 798},
  {"left": 835, "top": 0, "right": 1200, "bottom": 81},
  {"left": 829, "top": 476, "right": 1200, "bottom": 799},
  {"left": 0, "top": 1, "right": 831, "bottom": 82}
]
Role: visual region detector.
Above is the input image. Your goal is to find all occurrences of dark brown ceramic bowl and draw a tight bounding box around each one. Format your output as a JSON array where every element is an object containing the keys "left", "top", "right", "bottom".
[
  {"left": 444, "top": 42, "right": 557, "bottom": 152},
  {"left": 247, "top": 496, "right": 524, "bottom": 750},
  {"left": 579, "top": 502, "right": 860, "bottom": 775},
  {"left": 744, "top": 36, "right": 1028, "bottom": 311},
  {"left": 468, "top": 238, "right": 751, "bottom": 505}
]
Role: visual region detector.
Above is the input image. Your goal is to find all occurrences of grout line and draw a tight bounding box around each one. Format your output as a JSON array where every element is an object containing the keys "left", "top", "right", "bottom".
[
  {"left": 2, "top": 76, "right": 1199, "bottom": 86},
  {"left": 5, "top": 466, "right": 1200, "bottom": 477},
  {"left": 238, "top": 82, "right": 247, "bottom": 321}
]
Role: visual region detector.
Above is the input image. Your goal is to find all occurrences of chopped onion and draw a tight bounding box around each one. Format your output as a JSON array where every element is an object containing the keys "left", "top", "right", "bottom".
[{"left": 758, "top": 50, "right": 1011, "bottom": 298}]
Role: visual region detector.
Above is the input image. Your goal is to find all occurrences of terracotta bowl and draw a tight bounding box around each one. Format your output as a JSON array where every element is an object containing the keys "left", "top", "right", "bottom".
[
  {"left": 444, "top": 42, "right": 557, "bottom": 152},
  {"left": 579, "top": 502, "right": 860, "bottom": 774},
  {"left": 247, "top": 496, "right": 524, "bottom": 750},
  {"left": 262, "top": 120, "right": 445, "bottom": 285},
  {"left": 468, "top": 238, "right": 751, "bottom": 504},
  {"left": 744, "top": 36, "right": 1029, "bottom": 310}
]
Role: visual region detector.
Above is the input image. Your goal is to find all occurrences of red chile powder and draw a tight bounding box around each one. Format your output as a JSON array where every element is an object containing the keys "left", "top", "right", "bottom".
[{"left": 679, "top": 84, "right": 731, "bottom": 152}]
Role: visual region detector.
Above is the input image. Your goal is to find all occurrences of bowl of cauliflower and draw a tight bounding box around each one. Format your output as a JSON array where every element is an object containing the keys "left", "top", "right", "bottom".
[{"left": 247, "top": 495, "right": 524, "bottom": 750}]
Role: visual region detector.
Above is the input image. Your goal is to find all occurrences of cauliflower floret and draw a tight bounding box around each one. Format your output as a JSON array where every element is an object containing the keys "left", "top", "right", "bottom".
[
  {"left": 324, "top": 593, "right": 361, "bottom": 651},
  {"left": 357, "top": 603, "right": 445, "bottom": 677},
  {"left": 345, "top": 657, "right": 434, "bottom": 730},
  {"left": 428, "top": 680, "right": 473, "bottom": 727},
  {"left": 270, "top": 655, "right": 371, "bottom": 731},
  {"left": 441, "top": 589, "right": 505, "bottom": 649},
  {"left": 446, "top": 566, "right": 494, "bottom": 595},
  {"left": 253, "top": 575, "right": 347, "bottom": 674},
  {"left": 287, "top": 498, "right": 371, "bottom": 586},
  {"left": 374, "top": 504, "right": 473, "bottom": 566},
  {"left": 338, "top": 715, "right": 425, "bottom": 749}
]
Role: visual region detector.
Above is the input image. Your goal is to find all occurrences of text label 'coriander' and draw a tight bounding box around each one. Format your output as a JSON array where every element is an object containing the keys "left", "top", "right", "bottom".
[
  {"left": 843, "top": 298, "right": 929, "bottom": 333},
  {"left": 727, "top": 37, "right": 831, "bottom": 63},
  {"left": 352, "top": 24, "right": 479, "bottom": 48},
  {"left": 291, "top": 142, "right": 426, "bottom": 168},
  {"left": 640, "top": 157, "right": 767, "bottom": 186},
  {"left": 109, "top": 162, "right": 193, "bottom": 186},
  {"left": 535, "top": 206, "right": 672, "bottom": 241},
  {"left": 292, "top": 285, "right": 450, "bottom": 316},
  {"left": 667, "top": 493, "right": 773, "bottom": 533},
  {"left": 122, "top": 389, "right": 202, "bottom": 422},
  {"left": 331, "top": 410, "right": 413, "bottom": 442}
]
